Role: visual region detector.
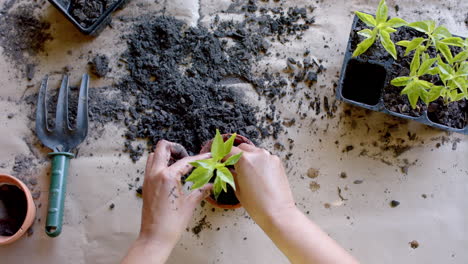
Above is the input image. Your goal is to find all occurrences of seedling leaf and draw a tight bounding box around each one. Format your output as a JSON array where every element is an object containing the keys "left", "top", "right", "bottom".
[
  {"left": 398, "top": 37, "right": 425, "bottom": 56},
  {"left": 217, "top": 167, "right": 235, "bottom": 191},
  {"left": 391, "top": 77, "right": 411, "bottom": 87},
  {"left": 439, "top": 37, "right": 464, "bottom": 47},
  {"left": 187, "top": 167, "right": 213, "bottom": 189},
  {"left": 375, "top": 0, "right": 388, "bottom": 24},
  {"left": 379, "top": 30, "right": 397, "bottom": 59},
  {"left": 352, "top": 35, "right": 376, "bottom": 57},
  {"left": 385, "top": 17, "right": 407, "bottom": 28},
  {"left": 436, "top": 42, "right": 453, "bottom": 63},
  {"left": 355, "top": 11, "right": 376, "bottom": 27},
  {"left": 211, "top": 129, "right": 225, "bottom": 161},
  {"left": 410, "top": 49, "right": 421, "bottom": 76},
  {"left": 452, "top": 50, "right": 468, "bottom": 64},
  {"left": 190, "top": 159, "right": 216, "bottom": 169},
  {"left": 222, "top": 133, "right": 237, "bottom": 158},
  {"left": 225, "top": 152, "right": 243, "bottom": 166},
  {"left": 409, "top": 21, "right": 432, "bottom": 33},
  {"left": 427, "top": 86, "right": 443, "bottom": 101},
  {"left": 433, "top": 26, "right": 452, "bottom": 39},
  {"left": 401, "top": 81, "right": 419, "bottom": 108},
  {"left": 357, "top": 29, "right": 373, "bottom": 38},
  {"left": 213, "top": 176, "right": 223, "bottom": 200},
  {"left": 418, "top": 57, "right": 437, "bottom": 76}
]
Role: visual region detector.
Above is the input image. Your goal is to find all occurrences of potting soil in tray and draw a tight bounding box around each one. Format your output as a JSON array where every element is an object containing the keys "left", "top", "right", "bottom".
[
  {"left": 341, "top": 17, "right": 467, "bottom": 130},
  {"left": 70, "top": 0, "right": 118, "bottom": 28},
  {"left": 0, "top": 184, "right": 27, "bottom": 236}
]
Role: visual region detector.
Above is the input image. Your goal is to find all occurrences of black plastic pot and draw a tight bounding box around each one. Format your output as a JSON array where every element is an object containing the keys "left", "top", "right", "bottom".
[
  {"left": 48, "top": 0, "right": 127, "bottom": 35},
  {"left": 337, "top": 14, "right": 468, "bottom": 135}
]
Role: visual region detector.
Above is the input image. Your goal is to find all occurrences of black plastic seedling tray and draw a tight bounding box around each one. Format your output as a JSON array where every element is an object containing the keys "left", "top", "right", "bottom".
[
  {"left": 337, "top": 15, "right": 468, "bottom": 135},
  {"left": 48, "top": 0, "right": 127, "bottom": 35}
]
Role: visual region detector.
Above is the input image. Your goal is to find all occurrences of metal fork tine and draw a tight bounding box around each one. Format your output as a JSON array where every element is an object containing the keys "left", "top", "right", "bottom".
[
  {"left": 55, "top": 74, "right": 70, "bottom": 132},
  {"left": 76, "top": 74, "right": 89, "bottom": 137},
  {"left": 36, "top": 76, "right": 50, "bottom": 137}
]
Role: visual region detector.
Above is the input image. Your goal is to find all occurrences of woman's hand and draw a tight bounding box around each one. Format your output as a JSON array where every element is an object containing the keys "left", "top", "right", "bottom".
[
  {"left": 229, "top": 144, "right": 296, "bottom": 228},
  {"left": 122, "top": 140, "right": 212, "bottom": 264}
]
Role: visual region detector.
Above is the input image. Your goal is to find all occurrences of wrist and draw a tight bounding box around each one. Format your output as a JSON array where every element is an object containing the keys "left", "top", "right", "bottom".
[
  {"left": 258, "top": 204, "right": 300, "bottom": 231},
  {"left": 136, "top": 232, "right": 177, "bottom": 255}
]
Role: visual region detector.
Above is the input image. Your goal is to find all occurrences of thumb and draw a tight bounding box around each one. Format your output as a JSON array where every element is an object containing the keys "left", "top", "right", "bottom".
[{"left": 186, "top": 184, "right": 213, "bottom": 207}]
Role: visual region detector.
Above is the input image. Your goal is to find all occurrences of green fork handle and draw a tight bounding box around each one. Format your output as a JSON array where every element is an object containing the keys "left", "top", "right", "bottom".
[{"left": 45, "top": 152, "right": 74, "bottom": 237}]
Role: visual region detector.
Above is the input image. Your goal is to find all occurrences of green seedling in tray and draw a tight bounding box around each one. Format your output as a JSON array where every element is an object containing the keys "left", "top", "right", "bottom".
[
  {"left": 185, "top": 130, "right": 242, "bottom": 200},
  {"left": 353, "top": 0, "right": 468, "bottom": 109},
  {"left": 353, "top": 0, "right": 407, "bottom": 59}
]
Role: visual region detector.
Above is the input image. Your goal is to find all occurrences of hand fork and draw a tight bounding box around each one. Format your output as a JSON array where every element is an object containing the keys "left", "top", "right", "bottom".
[{"left": 35, "top": 74, "right": 89, "bottom": 237}]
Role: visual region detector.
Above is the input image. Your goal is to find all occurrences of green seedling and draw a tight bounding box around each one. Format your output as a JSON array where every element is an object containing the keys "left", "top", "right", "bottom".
[
  {"left": 353, "top": 0, "right": 407, "bottom": 59},
  {"left": 185, "top": 129, "right": 242, "bottom": 200},
  {"left": 353, "top": 0, "right": 468, "bottom": 108},
  {"left": 397, "top": 20, "right": 465, "bottom": 64},
  {"left": 390, "top": 51, "right": 439, "bottom": 108},
  {"left": 394, "top": 21, "right": 468, "bottom": 107}
]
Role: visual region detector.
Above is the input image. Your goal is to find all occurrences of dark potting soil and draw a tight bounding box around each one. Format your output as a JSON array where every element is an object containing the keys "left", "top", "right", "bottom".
[
  {"left": 349, "top": 19, "right": 467, "bottom": 128},
  {"left": 70, "top": 0, "right": 117, "bottom": 28},
  {"left": 211, "top": 183, "right": 239, "bottom": 206},
  {"left": 0, "top": 184, "right": 27, "bottom": 236},
  {"left": 117, "top": 4, "right": 315, "bottom": 160},
  {"left": 428, "top": 98, "right": 467, "bottom": 129},
  {"left": 0, "top": 2, "right": 52, "bottom": 76},
  {"left": 89, "top": 54, "right": 111, "bottom": 77}
]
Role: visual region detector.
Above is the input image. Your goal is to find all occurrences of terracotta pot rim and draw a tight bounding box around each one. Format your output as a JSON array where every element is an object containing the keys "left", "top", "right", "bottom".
[
  {"left": 0, "top": 173, "right": 36, "bottom": 246},
  {"left": 199, "top": 133, "right": 254, "bottom": 209}
]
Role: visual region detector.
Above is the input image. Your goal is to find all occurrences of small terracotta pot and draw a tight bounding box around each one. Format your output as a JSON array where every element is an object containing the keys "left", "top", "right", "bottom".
[
  {"left": 0, "top": 173, "right": 36, "bottom": 246},
  {"left": 200, "top": 134, "right": 254, "bottom": 209}
]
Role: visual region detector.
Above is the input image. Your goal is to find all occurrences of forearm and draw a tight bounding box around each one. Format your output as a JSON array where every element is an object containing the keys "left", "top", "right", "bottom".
[
  {"left": 121, "top": 235, "right": 174, "bottom": 264},
  {"left": 260, "top": 208, "right": 358, "bottom": 264}
]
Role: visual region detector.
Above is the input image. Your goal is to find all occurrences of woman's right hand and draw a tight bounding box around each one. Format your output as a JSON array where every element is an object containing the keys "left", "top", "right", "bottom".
[{"left": 230, "top": 144, "right": 297, "bottom": 227}]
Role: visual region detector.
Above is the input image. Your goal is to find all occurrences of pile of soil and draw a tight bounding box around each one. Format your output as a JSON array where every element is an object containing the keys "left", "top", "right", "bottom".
[
  {"left": 0, "top": 184, "right": 27, "bottom": 236},
  {"left": 0, "top": 2, "right": 52, "bottom": 76},
  {"left": 116, "top": 3, "right": 315, "bottom": 160},
  {"left": 70, "top": 0, "right": 117, "bottom": 28},
  {"left": 347, "top": 19, "right": 467, "bottom": 129}
]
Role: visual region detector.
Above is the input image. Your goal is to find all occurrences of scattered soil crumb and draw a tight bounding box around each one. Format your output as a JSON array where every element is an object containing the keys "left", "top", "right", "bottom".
[
  {"left": 324, "top": 203, "right": 331, "bottom": 209},
  {"left": 307, "top": 168, "right": 319, "bottom": 179},
  {"left": 340, "top": 172, "right": 347, "bottom": 179},
  {"left": 390, "top": 200, "right": 400, "bottom": 208},
  {"left": 353, "top": 180, "right": 363, "bottom": 184},
  {"left": 343, "top": 145, "right": 354, "bottom": 152},
  {"left": 89, "top": 54, "right": 111, "bottom": 77},
  {"left": 109, "top": 203, "right": 115, "bottom": 210},
  {"left": 309, "top": 181, "right": 320, "bottom": 192},
  {"left": 337, "top": 187, "right": 347, "bottom": 201},
  {"left": 452, "top": 138, "right": 461, "bottom": 151},
  {"left": 409, "top": 240, "right": 419, "bottom": 249},
  {"left": 192, "top": 215, "right": 211, "bottom": 237}
]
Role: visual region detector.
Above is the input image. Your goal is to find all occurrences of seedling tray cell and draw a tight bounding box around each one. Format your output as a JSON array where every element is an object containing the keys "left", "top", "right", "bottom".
[{"left": 48, "top": 0, "right": 127, "bottom": 35}]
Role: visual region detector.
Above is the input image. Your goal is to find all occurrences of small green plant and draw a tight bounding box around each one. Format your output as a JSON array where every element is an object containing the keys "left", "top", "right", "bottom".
[
  {"left": 353, "top": 0, "right": 468, "bottom": 109},
  {"left": 353, "top": 0, "right": 407, "bottom": 59},
  {"left": 185, "top": 130, "right": 242, "bottom": 200}
]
